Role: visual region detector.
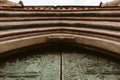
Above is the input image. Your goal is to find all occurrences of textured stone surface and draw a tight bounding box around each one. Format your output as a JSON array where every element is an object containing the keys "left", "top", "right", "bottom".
[
  {"left": 102, "top": 0, "right": 120, "bottom": 6},
  {"left": 0, "top": 10, "right": 120, "bottom": 56},
  {"left": 0, "top": 0, "right": 20, "bottom": 6}
]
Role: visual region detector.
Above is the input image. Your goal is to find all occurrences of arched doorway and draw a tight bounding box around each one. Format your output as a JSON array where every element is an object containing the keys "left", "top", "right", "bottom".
[{"left": 0, "top": 42, "right": 120, "bottom": 80}]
